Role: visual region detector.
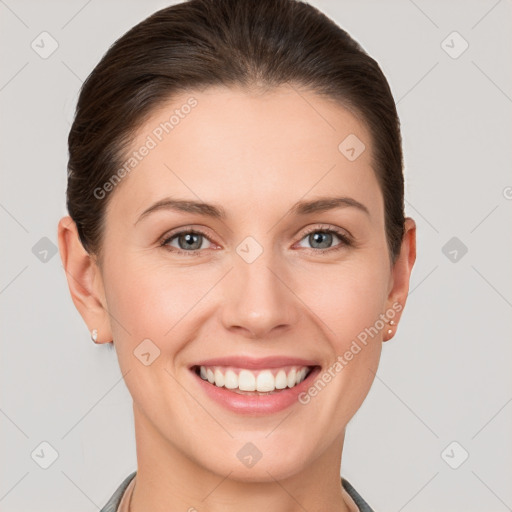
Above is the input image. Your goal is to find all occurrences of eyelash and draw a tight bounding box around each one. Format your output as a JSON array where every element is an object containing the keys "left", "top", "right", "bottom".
[{"left": 159, "top": 225, "right": 353, "bottom": 257}]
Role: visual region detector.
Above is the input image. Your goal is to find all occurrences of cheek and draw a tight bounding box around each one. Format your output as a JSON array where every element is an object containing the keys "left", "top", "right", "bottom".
[
  {"left": 101, "top": 256, "right": 205, "bottom": 403},
  {"left": 104, "top": 257, "right": 204, "bottom": 341},
  {"left": 289, "top": 259, "right": 387, "bottom": 441},
  {"left": 295, "top": 255, "right": 389, "bottom": 347}
]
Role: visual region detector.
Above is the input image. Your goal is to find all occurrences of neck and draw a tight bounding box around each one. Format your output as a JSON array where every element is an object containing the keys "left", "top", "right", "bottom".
[{"left": 129, "top": 403, "right": 356, "bottom": 512}]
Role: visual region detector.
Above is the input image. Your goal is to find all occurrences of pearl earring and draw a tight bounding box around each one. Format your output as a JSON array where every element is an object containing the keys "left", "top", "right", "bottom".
[
  {"left": 91, "top": 329, "right": 98, "bottom": 343},
  {"left": 384, "top": 319, "right": 397, "bottom": 341}
]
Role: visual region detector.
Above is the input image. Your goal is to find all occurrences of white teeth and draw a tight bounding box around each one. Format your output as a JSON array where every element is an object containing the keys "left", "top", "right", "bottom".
[
  {"left": 224, "top": 369, "right": 238, "bottom": 390},
  {"left": 256, "top": 370, "right": 275, "bottom": 392},
  {"left": 239, "top": 370, "right": 256, "bottom": 391},
  {"left": 214, "top": 368, "right": 225, "bottom": 387},
  {"left": 196, "top": 365, "right": 312, "bottom": 392},
  {"left": 275, "top": 370, "right": 288, "bottom": 389},
  {"left": 287, "top": 368, "right": 296, "bottom": 388}
]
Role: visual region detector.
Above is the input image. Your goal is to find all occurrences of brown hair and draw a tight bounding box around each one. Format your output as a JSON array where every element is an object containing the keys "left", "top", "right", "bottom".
[{"left": 66, "top": 0, "right": 405, "bottom": 266}]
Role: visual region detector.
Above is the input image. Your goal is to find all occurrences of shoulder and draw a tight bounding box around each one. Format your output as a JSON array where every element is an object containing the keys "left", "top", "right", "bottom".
[
  {"left": 99, "top": 471, "right": 137, "bottom": 512},
  {"left": 99, "top": 471, "right": 374, "bottom": 512},
  {"left": 341, "top": 476, "right": 376, "bottom": 512}
]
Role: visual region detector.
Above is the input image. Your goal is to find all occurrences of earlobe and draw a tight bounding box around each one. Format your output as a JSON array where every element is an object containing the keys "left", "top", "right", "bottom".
[{"left": 57, "top": 216, "right": 112, "bottom": 344}]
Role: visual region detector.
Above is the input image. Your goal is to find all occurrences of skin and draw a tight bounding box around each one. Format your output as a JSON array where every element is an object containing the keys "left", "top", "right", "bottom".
[{"left": 58, "top": 84, "right": 416, "bottom": 512}]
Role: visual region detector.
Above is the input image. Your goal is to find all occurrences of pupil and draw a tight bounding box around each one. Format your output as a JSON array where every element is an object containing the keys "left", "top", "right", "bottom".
[
  {"left": 180, "top": 233, "right": 201, "bottom": 250},
  {"left": 311, "top": 232, "right": 331, "bottom": 249}
]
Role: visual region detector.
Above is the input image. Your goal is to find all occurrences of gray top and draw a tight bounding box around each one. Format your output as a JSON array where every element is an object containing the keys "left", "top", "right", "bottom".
[{"left": 99, "top": 471, "right": 375, "bottom": 512}]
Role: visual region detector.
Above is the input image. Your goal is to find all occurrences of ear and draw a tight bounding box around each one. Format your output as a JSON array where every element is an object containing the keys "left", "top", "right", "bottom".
[
  {"left": 384, "top": 217, "right": 417, "bottom": 332},
  {"left": 57, "top": 215, "right": 113, "bottom": 345}
]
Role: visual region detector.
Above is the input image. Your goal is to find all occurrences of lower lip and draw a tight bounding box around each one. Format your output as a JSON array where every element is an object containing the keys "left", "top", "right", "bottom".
[{"left": 190, "top": 366, "right": 321, "bottom": 415}]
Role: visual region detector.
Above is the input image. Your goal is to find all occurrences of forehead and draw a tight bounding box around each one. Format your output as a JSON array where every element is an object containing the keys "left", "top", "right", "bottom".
[{"left": 107, "top": 84, "right": 382, "bottom": 223}]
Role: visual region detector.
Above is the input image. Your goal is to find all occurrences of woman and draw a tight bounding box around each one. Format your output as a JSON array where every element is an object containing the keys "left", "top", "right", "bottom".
[{"left": 58, "top": 0, "right": 416, "bottom": 510}]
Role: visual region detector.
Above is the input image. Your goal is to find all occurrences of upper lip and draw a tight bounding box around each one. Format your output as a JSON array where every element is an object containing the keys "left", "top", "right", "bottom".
[{"left": 190, "top": 355, "right": 321, "bottom": 370}]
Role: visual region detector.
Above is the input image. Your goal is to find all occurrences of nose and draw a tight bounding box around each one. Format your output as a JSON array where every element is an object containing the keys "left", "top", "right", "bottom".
[{"left": 220, "top": 249, "right": 300, "bottom": 339}]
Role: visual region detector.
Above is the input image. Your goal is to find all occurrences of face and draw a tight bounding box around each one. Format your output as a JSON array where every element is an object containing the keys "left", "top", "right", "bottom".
[{"left": 62, "top": 84, "right": 415, "bottom": 482}]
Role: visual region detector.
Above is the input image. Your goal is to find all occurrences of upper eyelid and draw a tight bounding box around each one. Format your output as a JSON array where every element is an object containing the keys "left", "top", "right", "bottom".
[
  {"left": 161, "top": 226, "right": 214, "bottom": 243},
  {"left": 300, "top": 224, "right": 350, "bottom": 237}
]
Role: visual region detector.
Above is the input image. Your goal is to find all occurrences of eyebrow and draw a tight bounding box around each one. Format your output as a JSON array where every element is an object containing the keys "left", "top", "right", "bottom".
[{"left": 135, "top": 195, "right": 370, "bottom": 225}]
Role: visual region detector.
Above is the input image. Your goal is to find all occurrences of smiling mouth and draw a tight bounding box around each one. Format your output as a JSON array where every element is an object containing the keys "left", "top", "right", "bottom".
[{"left": 191, "top": 364, "right": 320, "bottom": 395}]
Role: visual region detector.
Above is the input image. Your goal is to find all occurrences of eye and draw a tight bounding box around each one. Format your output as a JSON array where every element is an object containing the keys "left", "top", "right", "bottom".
[
  {"left": 159, "top": 224, "right": 353, "bottom": 256},
  {"left": 296, "top": 225, "right": 352, "bottom": 253},
  {"left": 160, "top": 228, "right": 214, "bottom": 255}
]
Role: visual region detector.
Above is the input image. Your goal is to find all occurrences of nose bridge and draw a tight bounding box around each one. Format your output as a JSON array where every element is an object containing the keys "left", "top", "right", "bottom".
[{"left": 220, "top": 235, "right": 298, "bottom": 337}]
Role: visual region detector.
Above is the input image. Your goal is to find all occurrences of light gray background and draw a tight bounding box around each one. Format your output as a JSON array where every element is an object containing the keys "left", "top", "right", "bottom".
[{"left": 1, "top": 1, "right": 511, "bottom": 511}]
